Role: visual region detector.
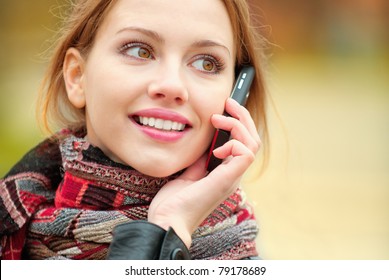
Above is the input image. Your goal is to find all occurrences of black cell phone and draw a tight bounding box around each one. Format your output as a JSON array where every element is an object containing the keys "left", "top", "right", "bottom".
[{"left": 205, "top": 65, "right": 255, "bottom": 172}]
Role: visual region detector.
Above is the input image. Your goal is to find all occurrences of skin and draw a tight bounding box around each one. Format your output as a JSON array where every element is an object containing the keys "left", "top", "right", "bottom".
[
  {"left": 64, "top": 0, "right": 235, "bottom": 177},
  {"left": 63, "top": 0, "right": 260, "bottom": 248}
]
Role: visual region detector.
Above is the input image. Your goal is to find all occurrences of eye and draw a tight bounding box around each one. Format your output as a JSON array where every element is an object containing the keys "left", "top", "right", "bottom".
[
  {"left": 120, "top": 42, "right": 154, "bottom": 60},
  {"left": 191, "top": 55, "right": 224, "bottom": 74}
]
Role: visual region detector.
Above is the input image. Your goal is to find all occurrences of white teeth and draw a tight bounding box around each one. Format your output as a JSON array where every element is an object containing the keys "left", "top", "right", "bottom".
[
  {"left": 155, "top": 118, "right": 164, "bottom": 129},
  {"left": 163, "top": 120, "right": 172, "bottom": 130},
  {"left": 138, "top": 116, "right": 186, "bottom": 131}
]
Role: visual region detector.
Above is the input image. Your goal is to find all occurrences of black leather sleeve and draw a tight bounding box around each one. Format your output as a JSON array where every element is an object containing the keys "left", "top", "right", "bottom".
[{"left": 106, "top": 221, "right": 191, "bottom": 260}]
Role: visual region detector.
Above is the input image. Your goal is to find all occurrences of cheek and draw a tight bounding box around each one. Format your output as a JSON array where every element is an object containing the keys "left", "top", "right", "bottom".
[
  {"left": 192, "top": 84, "right": 231, "bottom": 145},
  {"left": 195, "top": 83, "right": 232, "bottom": 117},
  {"left": 83, "top": 67, "right": 137, "bottom": 109}
]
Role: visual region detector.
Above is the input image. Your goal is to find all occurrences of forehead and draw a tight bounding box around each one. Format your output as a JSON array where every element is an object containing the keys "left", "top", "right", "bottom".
[{"left": 97, "top": 0, "right": 234, "bottom": 49}]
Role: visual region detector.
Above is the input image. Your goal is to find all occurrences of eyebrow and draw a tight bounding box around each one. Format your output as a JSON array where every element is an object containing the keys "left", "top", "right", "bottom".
[
  {"left": 116, "top": 26, "right": 164, "bottom": 43},
  {"left": 116, "top": 26, "right": 231, "bottom": 57},
  {"left": 192, "top": 40, "right": 231, "bottom": 58}
]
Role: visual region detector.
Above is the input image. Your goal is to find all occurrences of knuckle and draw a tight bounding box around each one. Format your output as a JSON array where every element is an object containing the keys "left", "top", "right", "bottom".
[
  {"left": 254, "top": 135, "right": 262, "bottom": 149},
  {"left": 237, "top": 104, "right": 250, "bottom": 115},
  {"left": 249, "top": 135, "right": 261, "bottom": 154},
  {"left": 242, "top": 155, "right": 255, "bottom": 168}
]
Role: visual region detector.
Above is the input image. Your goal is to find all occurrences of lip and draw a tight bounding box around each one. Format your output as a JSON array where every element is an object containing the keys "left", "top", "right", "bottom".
[
  {"left": 132, "top": 108, "right": 192, "bottom": 125},
  {"left": 130, "top": 108, "right": 192, "bottom": 142}
]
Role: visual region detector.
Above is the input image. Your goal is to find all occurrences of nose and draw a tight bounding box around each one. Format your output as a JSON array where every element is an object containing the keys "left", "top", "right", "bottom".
[{"left": 147, "top": 62, "right": 189, "bottom": 105}]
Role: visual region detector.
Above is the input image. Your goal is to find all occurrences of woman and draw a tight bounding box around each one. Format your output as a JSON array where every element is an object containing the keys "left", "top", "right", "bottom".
[{"left": 0, "top": 0, "right": 269, "bottom": 260}]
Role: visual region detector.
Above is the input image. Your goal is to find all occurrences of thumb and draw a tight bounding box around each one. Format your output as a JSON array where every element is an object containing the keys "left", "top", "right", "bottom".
[{"left": 179, "top": 154, "right": 208, "bottom": 181}]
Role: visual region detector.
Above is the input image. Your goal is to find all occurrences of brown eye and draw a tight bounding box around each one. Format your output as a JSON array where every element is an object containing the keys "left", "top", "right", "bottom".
[
  {"left": 122, "top": 43, "right": 154, "bottom": 60},
  {"left": 138, "top": 47, "right": 151, "bottom": 58},
  {"left": 192, "top": 57, "right": 217, "bottom": 72},
  {"left": 202, "top": 59, "right": 214, "bottom": 71}
]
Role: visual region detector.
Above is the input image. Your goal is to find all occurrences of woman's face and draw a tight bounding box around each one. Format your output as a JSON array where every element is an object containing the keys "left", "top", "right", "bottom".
[{"left": 72, "top": 0, "right": 235, "bottom": 177}]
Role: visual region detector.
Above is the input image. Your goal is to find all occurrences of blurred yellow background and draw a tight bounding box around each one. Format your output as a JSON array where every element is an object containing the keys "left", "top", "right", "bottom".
[{"left": 1, "top": 0, "right": 388, "bottom": 259}]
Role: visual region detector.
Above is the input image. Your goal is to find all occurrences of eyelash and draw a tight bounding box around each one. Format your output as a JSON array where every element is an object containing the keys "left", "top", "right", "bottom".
[
  {"left": 118, "top": 40, "right": 226, "bottom": 74},
  {"left": 191, "top": 54, "right": 226, "bottom": 75},
  {"left": 119, "top": 40, "right": 155, "bottom": 60}
]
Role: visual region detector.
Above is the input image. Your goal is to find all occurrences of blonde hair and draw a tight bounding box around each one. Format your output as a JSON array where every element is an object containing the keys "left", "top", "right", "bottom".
[
  {"left": 38, "top": 0, "right": 116, "bottom": 132},
  {"left": 221, "top": 0, "right": 270, "bottom": 169},
  {"left": 38, "top": 0, "right": 270, "bottom": 167}
]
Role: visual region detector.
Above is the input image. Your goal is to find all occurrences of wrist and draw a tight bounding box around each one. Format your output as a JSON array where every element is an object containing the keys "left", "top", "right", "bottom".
[{"left": 149, "top": 219, "right": 192, "bottom": 249}]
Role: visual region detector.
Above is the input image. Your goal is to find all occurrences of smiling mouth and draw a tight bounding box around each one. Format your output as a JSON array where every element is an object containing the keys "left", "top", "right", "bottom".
[{"left": 134, "top": 116, "right": 188, "bottom": 132}]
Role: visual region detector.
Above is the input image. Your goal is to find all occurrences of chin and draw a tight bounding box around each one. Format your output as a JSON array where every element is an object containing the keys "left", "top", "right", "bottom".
[{"left": 136, "top": 165, "right": 183, "bottom": 178}]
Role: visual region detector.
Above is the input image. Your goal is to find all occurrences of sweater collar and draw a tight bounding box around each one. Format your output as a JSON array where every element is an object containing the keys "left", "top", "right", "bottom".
[{"left": 59, "top": 135, "right": 174, "bottom": 197}]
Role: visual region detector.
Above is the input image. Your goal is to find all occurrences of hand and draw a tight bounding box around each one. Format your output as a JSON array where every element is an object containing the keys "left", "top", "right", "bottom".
[{"left": 148, "top": 98, "right": 261, "bottom": 248}]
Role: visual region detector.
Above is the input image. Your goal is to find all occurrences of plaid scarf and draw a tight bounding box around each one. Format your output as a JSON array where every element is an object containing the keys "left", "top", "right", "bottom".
[{"left": 1, "top": 132, "right": 258, "bottom": 259}]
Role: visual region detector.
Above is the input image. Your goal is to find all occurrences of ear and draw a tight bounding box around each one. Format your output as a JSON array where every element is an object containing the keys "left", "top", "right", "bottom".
[{"left": 63, "top": 48, "right": 86, "bottom": 109}]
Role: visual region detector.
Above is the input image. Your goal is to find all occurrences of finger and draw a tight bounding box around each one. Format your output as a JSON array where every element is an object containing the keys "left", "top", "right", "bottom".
[
  {"left": 181, "top": 140, "right": 251, "bottom": 192},
  {"left": 225, "top": 98, "right": 261, "bottom": 146},
  {"left": 179, "top": 153, "right": 208, "bottom": 181},
  {"left": 209, "top": 139, "right": 255, "bottom": 182},
  {"left": 165, "top": 142, "right": 253, "bottom": 229},
  {"left": 211, "top": 114, "right": 260, "bottom": 154},
  {"left": 213, "top": 139, "right": 255, "bottom": 164}
]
